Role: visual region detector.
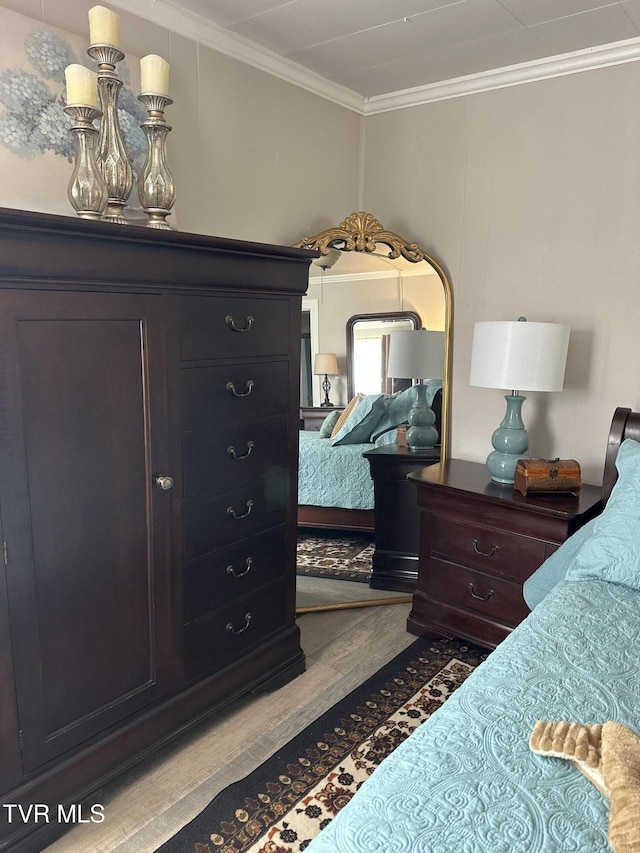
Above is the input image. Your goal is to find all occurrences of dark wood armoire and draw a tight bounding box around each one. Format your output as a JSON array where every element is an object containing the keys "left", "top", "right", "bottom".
[{"left": 0, "top": 207, "right": 312, "bottom": 852}]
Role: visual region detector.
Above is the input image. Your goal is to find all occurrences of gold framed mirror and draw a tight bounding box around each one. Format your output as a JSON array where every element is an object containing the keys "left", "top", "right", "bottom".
[
  {"left": 293, "top": 212, "right": 453, "bottom": 614},
  {"left": 294, "top": 211, "right": 453, "bottom": 459}
]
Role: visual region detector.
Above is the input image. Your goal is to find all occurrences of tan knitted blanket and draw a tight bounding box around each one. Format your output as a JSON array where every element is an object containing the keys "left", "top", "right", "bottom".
[{"left": 531, "top": 720, "right": 640, "bottom": 853}]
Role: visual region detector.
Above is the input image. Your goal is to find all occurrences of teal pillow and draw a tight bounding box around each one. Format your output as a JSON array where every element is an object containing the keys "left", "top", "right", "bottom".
[
  {"left": 318, "top": 409, "right": 341, "bottom": 438},
  {"left": 370, "top": 381, "right": 442, "bottom": 442},
  {"left": 523, "top": 517, "right": 597, "bottom": 610},
  {"left": 565, "top": 439, "right": 640, "bottom": 589},
  {"left": 330, "top": 394, "right": 387, "bottom": 446}
]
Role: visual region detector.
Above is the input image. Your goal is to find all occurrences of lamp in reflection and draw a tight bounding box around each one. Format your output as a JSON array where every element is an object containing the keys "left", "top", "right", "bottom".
[
  {"left": 387, "top": 329, "right": 445, "bottom": 450},
  {"left": 314, "top": 352, "right": 339, "bottom": 407},
  {"left": 469, "top": 317, "right": 570, "bottom": 484}
]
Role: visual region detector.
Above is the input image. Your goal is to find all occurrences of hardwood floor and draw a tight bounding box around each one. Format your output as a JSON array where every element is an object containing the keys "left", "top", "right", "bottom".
[{"left": 45, "top": 591, "right": 414, "bottom": 852}]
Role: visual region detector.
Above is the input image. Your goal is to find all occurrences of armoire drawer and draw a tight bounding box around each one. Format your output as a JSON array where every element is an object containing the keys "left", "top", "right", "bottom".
[
  {"left": 182, "top": 361, "right": 289, "bottom": 431},
  {"left": 183, "top": 475, "right": 288, "bottom": 561},
  {"left": 183, "top": 527, "right": 287, "bottom": 623},
  {"left": 427, "top": 558, "right": 530, "bottom": 626},
  {"left": 430, "top": 516, "right": 547, "bottom": 582},
  {"left": 183, "top": 419, "right": 289, "bottom": 502},
  {"left": 184, "top": 582, "right": 287, "bottom": 681},
  {"left": 180, "top": 295, "right": 290, "bottom": 361}
]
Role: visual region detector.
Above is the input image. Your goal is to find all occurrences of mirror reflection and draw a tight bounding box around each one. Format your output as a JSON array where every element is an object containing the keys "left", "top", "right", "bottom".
[
  {"left": 347, "top": 311, "right": 421, "bottom": 398},
  {"left": 293, "top": 212, "right": 453, "bottom": 612}
]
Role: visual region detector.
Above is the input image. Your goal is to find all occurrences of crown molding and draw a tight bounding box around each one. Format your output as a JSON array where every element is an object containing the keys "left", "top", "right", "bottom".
[
  {"left": 363, "top": 36, "right": 640, "bottom": 115},
  {"left": 107, "top": 0, "right": 363, "bottom": 113},
  {"left": 107, "top": 1, "right": 640, "bottom": 116}
]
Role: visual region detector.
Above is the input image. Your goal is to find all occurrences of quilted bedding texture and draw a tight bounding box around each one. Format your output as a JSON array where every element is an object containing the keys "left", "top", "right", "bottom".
[
  {"left": 307, "top": 578, "right": 640, "bottom": 853},
  {"left": 298, "top": 430, "right": 374, "bottom": 510}
]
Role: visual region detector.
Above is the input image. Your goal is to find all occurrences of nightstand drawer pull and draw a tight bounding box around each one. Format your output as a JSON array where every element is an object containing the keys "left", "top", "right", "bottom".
[
  {"left": 227, "top": 500, "right": 254, "bottom": 520},
  {"left": 226, "top": 612, "right": 252, "bottom": 634},
  {"left": 226, "top": 379, "right": 254, "bottom": 398},
  {"left": 226, "top": 557, "right": 253, "bottom": 578},
  {"left": 472, "top": 539, "right": 500, "bottom": 557},
  {"left": 226, "top": 314, "right": 254, "bottom": 332},
  {"left": 468, "top": 583, "right": 495, "bottom": 601},
  {"left": 227, "top": 441, "right": 255, "bottom": 460}
]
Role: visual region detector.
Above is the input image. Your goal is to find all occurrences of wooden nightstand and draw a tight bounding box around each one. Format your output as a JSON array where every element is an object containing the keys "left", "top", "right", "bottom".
[
  {"left": 364, "top": 445, "right": 440, "bottom": 592},
  {"left": 407, "top": 459, "right": 603, "bottom": 649},
  {"left": 300, "top": 406, "right": 342, "bottom": 431}
]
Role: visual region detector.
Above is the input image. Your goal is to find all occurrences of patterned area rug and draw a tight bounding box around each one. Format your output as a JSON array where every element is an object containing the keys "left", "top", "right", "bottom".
[
  {"left": 296, "top": 530, "right": 374, "bottom": 583},
  {"left": 157, "top": 637, "right": 487, "bottom": 853}
]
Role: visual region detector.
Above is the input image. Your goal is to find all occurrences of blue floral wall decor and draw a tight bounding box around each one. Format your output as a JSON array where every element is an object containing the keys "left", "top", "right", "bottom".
[{"left": 0, "top": 7, "right": 146, "bottom": 217}]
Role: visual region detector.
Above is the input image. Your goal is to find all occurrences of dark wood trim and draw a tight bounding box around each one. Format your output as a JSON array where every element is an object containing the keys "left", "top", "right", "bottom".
[
  {"left": 297, "top": 505, "right": 374, "bottom": 533},
  {"left": 602, "top": 406, "right": 640, "bottom": 503}
]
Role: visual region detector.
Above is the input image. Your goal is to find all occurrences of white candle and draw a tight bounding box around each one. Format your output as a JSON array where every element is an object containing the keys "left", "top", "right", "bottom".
[
  {"left": 140, "top": 54, "right": 170, "bottom": 96},
  {"left": 88, "top": 5, "right": 120, "bottom": 47},
  {"left": 65, "top": 64, "right": 99, "bottom": 110}
]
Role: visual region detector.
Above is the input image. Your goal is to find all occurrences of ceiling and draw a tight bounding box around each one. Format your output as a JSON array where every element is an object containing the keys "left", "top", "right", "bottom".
[{"left": 160, "top": 0, "right": 640, "bottom": 101}]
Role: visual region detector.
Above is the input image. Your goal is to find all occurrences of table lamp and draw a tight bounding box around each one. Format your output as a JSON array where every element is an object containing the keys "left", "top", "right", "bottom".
[
  {"left": 314, "top": 352, "right": 339, "bottom": 407},
  {"left": 387, "top": 329, "right": 445, "bottom": 450},
  {"left": 469, "top": 317, "right": 570, "bottom": 484}
]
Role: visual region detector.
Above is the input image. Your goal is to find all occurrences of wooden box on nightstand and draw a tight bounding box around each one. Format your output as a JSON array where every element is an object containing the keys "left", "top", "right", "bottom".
[{"left": 407, "top": 459, "right": 603, "bottom": 649}]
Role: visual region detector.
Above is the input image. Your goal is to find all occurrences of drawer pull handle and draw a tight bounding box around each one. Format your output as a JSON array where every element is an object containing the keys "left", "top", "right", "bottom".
[
  {"left": 226, "top": 612, "right": 252, "bottom": 634},
  {"left": 227, "top": 557, "right": 253, "bottom": 578},
  {"left": 472, "top": 539, "right": 500, "bottom": 557},
  {"left": 227, "top": 500, "right": 254, "bottom": 520},
  {"left": 228, "top": 441, "right": 255, "bottom": 461},
  {"left": 468, "top": 583, "right": 495, "bottom": 601},
  {"left": 227, "top": 379, "right": 254, "bottom": 398},
  {"left": 226, "top": 315, "right": 254, "bottom": 333}
]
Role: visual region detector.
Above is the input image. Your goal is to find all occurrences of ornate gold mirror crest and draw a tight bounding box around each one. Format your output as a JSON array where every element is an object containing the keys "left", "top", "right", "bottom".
[{"left": 294, "top": 211, "right": 453, "bottom": 460}]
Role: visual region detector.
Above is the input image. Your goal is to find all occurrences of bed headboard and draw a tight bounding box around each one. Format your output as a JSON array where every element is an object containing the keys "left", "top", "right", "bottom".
[{"left": 602, "top": 407, "right": 640, "bottom": 503}]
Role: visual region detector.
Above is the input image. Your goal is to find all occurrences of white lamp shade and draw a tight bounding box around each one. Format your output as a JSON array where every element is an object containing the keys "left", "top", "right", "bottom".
[
  {"left": 313, "top": 352, "right": 339, "bottom": 376},
  {"left": 387, "top": 329, "right": 445, "bottom": 380},
  {"left": 469, "top": 320, "right": 570, "bottom": 392}
]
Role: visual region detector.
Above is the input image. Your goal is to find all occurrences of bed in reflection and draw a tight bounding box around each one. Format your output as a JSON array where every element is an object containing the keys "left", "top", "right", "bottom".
[
  {"left": 298, "top": 385, "right": 442, "bottom": 533},
  {"left": 293, "top": 211, "right": 452, "bottom": 534}
]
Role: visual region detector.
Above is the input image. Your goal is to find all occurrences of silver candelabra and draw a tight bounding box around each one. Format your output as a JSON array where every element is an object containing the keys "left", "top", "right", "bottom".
[
  {"left": 137, "top": 94, "right": 176, "bottom": 229},
  {"left": 87, "top": 44, "right": 133, "bottom": 224},
  {"left": 63, "top": 104, "right": 108, "bottom": 220}
]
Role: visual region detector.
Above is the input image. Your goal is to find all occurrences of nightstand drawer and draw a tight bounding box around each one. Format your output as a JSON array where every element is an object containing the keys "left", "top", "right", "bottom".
[
  {"left": 431, "top": 516, "right": 547, "bottom": 581},
  {"left": 429, "top": 558, "right": 530, "bottom": 625}
]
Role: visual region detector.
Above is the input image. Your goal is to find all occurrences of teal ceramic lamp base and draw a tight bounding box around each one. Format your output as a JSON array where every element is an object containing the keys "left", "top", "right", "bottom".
[
  {"left": 406, "top": 383, "right": 438, "bottom": 450},
  {"left": 486, "top": 394, "right": 529, "bottom": 484}
]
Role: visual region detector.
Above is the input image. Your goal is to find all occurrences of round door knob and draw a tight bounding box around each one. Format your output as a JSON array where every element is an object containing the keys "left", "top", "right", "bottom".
[{"left": 155, "top": 475, "right": 174, "bottom": 491}]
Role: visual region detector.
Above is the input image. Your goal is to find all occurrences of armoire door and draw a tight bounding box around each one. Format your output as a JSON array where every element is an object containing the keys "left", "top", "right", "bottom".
[{"left": 0, "top": 290, "right": 178, "bottom": 772}]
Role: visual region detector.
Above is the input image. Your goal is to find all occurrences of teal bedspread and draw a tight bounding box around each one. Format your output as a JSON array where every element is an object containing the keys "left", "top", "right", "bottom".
[
  {"left": 307, "top": 578, "right": 640, "bottom": 852},
  {"left": 298, "top": 430, "right": 373, "bottom": 510}
]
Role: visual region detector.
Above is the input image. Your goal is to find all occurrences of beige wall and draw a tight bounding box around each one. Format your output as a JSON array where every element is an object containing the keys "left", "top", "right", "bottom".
[
  {"left": 0, "top": 0, "right": 362, "bottom": 245},
  {"left": 362, "top": 64, "right": 640, "bottom": 483}
]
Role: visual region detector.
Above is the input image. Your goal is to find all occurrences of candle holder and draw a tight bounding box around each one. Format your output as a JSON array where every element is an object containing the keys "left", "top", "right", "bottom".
[
  {"left": 87, "top": 44, "right": 133, "bottom": 224},
  {"left": 63, "top": 104, "right": 108, "bottom": 220},
  {"left": 137, "top": 93, "right": 176, "bottom": 229}
]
